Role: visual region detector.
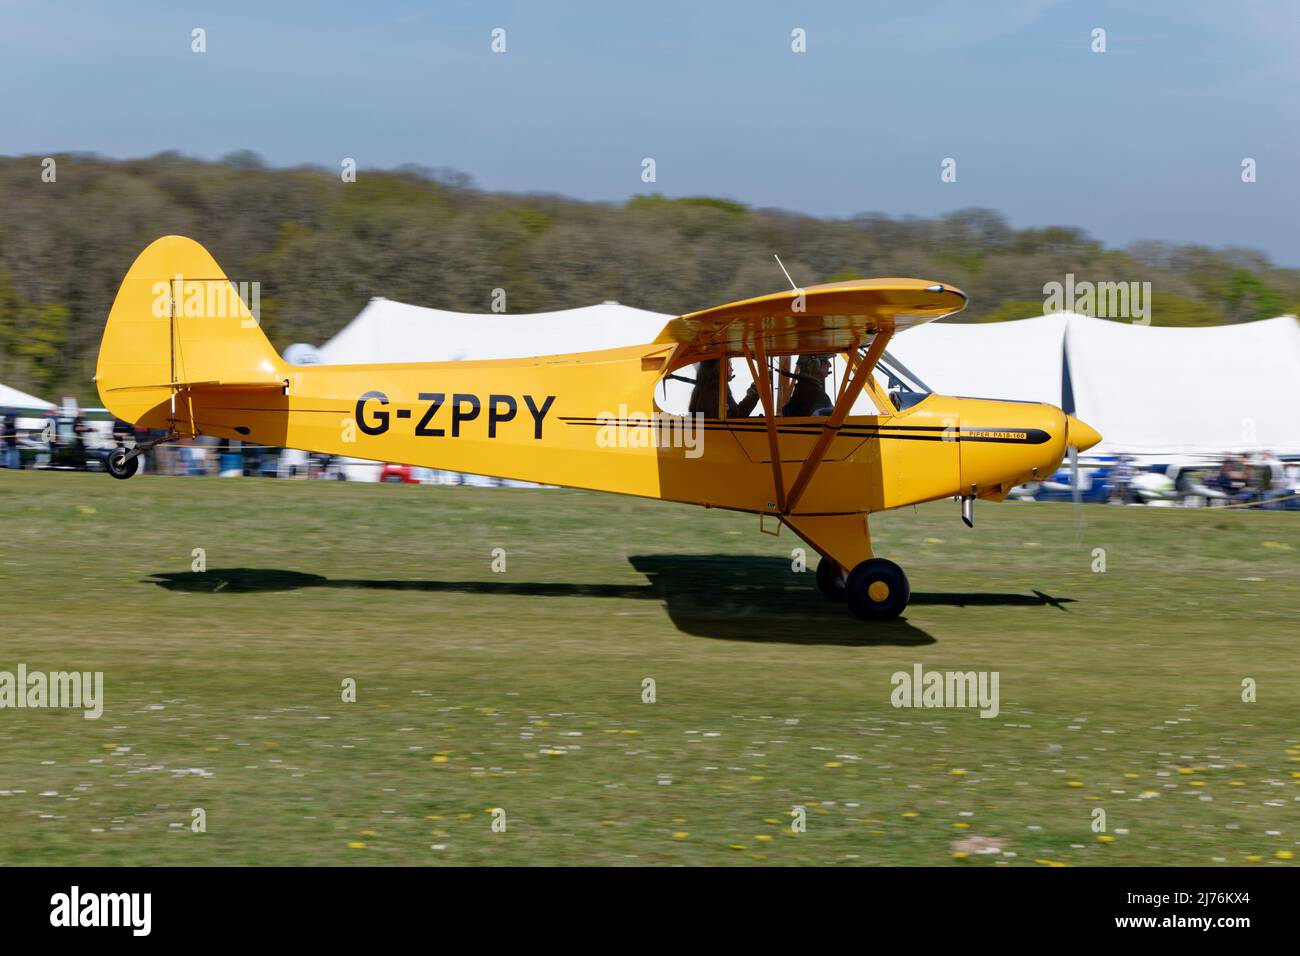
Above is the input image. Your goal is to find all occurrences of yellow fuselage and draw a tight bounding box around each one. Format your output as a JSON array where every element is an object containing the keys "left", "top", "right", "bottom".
[
  {"left": 97, "top": 236, "right": 1094, "bottom": 576},
  {"left": 129, "top": 346, "right": 1073, "bottom": 517}
]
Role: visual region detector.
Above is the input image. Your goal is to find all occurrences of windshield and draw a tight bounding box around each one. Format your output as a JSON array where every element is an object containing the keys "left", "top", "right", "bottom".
[{"left": 874, "top": 350, "right": 932, "bottom": 411}]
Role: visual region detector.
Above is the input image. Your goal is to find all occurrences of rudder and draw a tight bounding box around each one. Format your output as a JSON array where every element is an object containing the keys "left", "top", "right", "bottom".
[{"left": 95, "top": 236, "right": 285, "bottom": 430}]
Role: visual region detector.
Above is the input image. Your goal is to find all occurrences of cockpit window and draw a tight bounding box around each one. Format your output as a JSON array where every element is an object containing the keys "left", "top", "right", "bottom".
[
  {"left": 657, "top": 347, "right": 933, "bottom": 418},
  {"left": 874, "top": 350, "right": 932, "bottom": 411}
]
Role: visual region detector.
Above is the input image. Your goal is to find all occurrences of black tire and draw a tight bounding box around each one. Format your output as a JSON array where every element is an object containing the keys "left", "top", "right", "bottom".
[
  {"left": 107, "top": 446, "right": 139, "bottom": 480},
  {"left": 815, "top": 556, "right": 846, "bottom": 601},
  {"left": 845, "top": 558, "right": 910, "bottom": 621}
]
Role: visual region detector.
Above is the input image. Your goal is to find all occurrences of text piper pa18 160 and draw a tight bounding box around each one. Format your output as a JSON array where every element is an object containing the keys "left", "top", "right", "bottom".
[{"left": 95, "top": 236, "right": 1101, "bottom": 622}]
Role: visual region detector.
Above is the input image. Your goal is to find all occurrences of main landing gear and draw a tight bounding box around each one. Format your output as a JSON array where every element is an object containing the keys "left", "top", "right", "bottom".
[
  {"left": 107, "top": 430, "right": 179, "bottom": 480},
  {"left": 816, "top": 555, "right": 910, "bottom": 622}
]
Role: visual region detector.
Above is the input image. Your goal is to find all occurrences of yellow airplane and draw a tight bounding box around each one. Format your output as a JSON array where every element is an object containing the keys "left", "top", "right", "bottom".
[{"left": 96, "top": 236, "right": 1101, "bottom": 622}]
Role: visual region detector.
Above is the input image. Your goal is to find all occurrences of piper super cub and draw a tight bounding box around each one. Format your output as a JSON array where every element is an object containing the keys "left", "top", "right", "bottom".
[{"left": 96, "top": 236, "right": 1101, "bottom": 622}]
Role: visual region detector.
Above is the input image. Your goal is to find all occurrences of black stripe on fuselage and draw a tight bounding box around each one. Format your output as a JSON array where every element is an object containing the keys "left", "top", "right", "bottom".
[{"left": 559, "top": 418, "right": 1051, "bottom": 445}]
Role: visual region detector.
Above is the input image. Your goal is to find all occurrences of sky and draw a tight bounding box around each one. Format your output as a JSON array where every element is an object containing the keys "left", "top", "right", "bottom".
[{"left": 2, "top": 0, "right": 1296, "bottom": 264}]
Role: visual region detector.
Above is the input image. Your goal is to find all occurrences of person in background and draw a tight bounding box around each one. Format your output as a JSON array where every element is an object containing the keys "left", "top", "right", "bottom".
[
  {"left": 1228, "top": 455, "right": 1252, "bottom": 502},
  {"left": 1253, "top": 449, "right": 1286, "bottom": 508},
  {"left": 72, "top": 414, "right": 90, "bottom": 470},
  {"left": 2, "top": 408, "right": 18, "bottom": 469},
  {"left": 1209, "top": 458, "right": 1230, "bottom": 494},
  {"left": 1285, "top": 460, "right": 1300, "bottom": 511},
  {"left": 1109, "top": 454, "right": 1135, "bottom": 504},
  {"left": 1208, "top": 458, "right": 1226, "bottom": 494},
  {"left": 1212, "top": 455, "right": 1251, "bottom": 502},
  {"left": 40, "top": 407, "right": 61, "bottom": 467}
]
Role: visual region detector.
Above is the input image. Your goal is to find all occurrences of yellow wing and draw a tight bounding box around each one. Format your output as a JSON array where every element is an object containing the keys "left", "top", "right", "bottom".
[{"left": 653, "top": 278, "right": 966, "bottom": 359}]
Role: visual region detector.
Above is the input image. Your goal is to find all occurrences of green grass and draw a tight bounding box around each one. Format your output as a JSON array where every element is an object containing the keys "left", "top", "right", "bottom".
[{"left": 1, "top": 471, "right": 1296, "bottom": 866}]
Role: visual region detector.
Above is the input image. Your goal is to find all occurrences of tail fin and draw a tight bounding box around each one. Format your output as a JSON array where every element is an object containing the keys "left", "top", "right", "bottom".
[{"left": 96, "top": 236, "right": 285, "bottom": 429}]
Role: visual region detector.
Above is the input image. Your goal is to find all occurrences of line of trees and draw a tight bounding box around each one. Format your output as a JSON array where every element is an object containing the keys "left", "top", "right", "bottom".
[{"left": 1, "top": 151, "right": 1297, "bottom": 401}]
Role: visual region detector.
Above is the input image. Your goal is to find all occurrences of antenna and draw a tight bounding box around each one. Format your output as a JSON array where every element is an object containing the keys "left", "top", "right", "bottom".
[{"left": 773, "top": 254, "right": 798, "bottom": 291}]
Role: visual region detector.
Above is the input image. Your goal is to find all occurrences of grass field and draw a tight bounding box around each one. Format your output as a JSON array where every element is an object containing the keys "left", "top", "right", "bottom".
[{"left": 1, "top": 470, "right": 1296, "bottom": 866}]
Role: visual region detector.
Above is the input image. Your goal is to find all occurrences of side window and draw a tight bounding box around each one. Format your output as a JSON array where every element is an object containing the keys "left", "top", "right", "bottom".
[
  {"left": 655, "top": 356, "right": 762, "bottom": 419},
  {"left": 656, "top": 352, "right": 899, "bottom": 419},
  {"left": 654, "top": 363, "right": 699, "bottom": 417},
  {"left": 779, "top": 353, "right": 892, "bottom": 417},
  {"left": 777, "top": 354, "right": 837, "bottom": 417}
]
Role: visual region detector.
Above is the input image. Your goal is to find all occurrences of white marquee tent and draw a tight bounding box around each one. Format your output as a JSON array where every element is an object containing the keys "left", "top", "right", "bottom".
[
  {"left": 1064, "top": 313, "right": 1300, "bottom": 457},
  {"left": 311, "top": 300, "right": 1300, "bottom": 459},
  {"left": 0, "top": 382, "right": 55, "bottom": 411},
  {"left": 317, "top": 297, "right": 669, "bottom": 365},
  {"left": 886, "top": 313, "right": 1071, "bottom": 407},
  {"left": 314, "top": 298, "right": 672, "bottom": 482}
]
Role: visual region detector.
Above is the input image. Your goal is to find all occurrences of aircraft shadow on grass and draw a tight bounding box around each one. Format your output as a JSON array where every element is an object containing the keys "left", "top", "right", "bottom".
[{"left": 144, "top": 556, "right": 1075, "bottom": 647}]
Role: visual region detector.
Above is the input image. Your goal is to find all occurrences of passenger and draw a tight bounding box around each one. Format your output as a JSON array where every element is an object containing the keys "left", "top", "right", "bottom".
[
  {"left": 782, "top": 354, "right": 834, "bottom": 416},
  {"left": 689, "top": 359, "right": 760, "bottom": 418}
]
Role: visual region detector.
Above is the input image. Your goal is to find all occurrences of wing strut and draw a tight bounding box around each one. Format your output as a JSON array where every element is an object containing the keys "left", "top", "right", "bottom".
[
  {"left": 741, "top": 324, "right": 786, "bottom": 513},
  {"left": 784, "top": 330, "right": 892, "bottom": 514},
  {"left": 837, "top": 333, "right": 863, "bottom": 401}
]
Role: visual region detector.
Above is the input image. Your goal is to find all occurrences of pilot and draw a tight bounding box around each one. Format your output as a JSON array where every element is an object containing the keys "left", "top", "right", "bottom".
[
  {"left": 781, "top": 354, "right": 834, "bottom": 416},
  {"left": 689, "top": 359, "right": 759, "bottom": 418}
]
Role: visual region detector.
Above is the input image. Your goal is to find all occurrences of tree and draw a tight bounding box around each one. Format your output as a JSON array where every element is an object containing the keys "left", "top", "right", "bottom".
[{"left": 0, "top": 153, "right": 1295, "bottom": 403}]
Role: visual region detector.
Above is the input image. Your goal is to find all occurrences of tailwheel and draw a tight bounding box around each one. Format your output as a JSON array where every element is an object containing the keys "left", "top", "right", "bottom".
[
  {"left": 106, "top": 429, "right": 177, "bottom": 480},
  {"left": 815, "top": 556, "right": 846, "bottom": 602},
  {"left": 107, "top": 446, "right": 139, "bottom": 480},
  {"left": 845, "top": 558, "right": 910, "bottom": 622}
]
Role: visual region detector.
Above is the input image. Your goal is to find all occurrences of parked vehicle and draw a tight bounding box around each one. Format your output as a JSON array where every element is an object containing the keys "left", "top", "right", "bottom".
[
  {"left": 34, "top": 413, "right": 107, "bottom": 472},
  {"left": 1013, "top": 460, "right": 1115, "bottom": 503},
  {"left": 379, "top": 463, "right": 421, "bottom": 484}
]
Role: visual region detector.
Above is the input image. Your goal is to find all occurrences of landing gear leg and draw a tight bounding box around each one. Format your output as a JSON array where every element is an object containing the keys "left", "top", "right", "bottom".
[
  {"left": 787, "top": 514, "right": 911, "bottom": 622},
  {"left": 107, "top": 429, "right": 179, "bottom": 480}
]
